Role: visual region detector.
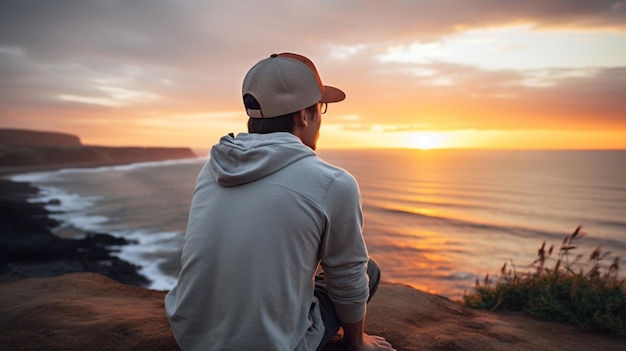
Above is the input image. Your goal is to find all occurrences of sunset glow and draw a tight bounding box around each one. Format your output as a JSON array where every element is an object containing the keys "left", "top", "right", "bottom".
[
  {"left": 404, "top": 132, "right": 450, "bottom": 150},
  {"left": 1, "top": 1, "right": 625, "bottom": 150}
]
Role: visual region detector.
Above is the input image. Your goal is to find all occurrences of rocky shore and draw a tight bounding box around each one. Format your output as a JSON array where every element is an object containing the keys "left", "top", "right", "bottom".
[
  {"left": 0, "top": 129, "right": 197, "bottom": 284},
  {"left": 0, "top": 178, "right": 149, "bottom": 286}
]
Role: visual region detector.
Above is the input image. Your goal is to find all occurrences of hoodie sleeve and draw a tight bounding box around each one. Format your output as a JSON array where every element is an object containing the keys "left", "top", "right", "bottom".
[{"left": 319, "top": 171, "right": 369, "bottom": 324}]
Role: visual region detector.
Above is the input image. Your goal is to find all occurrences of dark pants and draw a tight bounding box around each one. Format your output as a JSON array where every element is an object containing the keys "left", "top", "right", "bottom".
[{"left": 314, "top": 258, "right": 381, "bottom": 351}]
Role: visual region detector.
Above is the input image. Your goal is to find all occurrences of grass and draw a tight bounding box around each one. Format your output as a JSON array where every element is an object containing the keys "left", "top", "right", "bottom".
[{"left": 463, "top": 226, "right": 626, "bottom": 338}]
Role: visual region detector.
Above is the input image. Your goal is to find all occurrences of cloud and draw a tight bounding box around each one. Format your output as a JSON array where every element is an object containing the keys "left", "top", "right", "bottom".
[
  {"left": 325, "top": 58, "right": 626, "bottom": 130},
  {"left": 0, "top": 0, "right": 625, "bottom": 147},
  {"left": 3, "top": 1, "right": 624, "bottom": 62}
]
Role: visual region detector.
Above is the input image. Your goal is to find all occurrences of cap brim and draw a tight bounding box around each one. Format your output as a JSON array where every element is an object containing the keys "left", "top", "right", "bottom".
[{"left": 321, "top": 85, "right": 346, "bottom": 103}]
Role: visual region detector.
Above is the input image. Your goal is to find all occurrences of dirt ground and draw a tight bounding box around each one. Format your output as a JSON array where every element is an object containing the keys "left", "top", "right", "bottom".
[{"left": 1, "top": 273, "right": 624, "bottom": 351}]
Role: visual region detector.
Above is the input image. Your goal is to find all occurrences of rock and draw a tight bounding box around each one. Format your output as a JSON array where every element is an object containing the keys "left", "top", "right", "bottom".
[
  {"left": 46, "top": 198, "right": 61, "bottom": 206},
  {"left": 0, "top": 273, "right": 177, "bottom": 351}
]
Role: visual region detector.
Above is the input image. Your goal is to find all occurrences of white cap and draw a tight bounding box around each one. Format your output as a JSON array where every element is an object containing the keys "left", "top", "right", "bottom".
[{"left": 242, "top": 53, "right": 345, "bottom": 118}]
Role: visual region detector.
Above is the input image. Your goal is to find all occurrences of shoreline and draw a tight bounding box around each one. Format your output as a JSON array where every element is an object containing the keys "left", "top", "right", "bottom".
[
  {"left": 0, "top": 157, "right": 207, "bottom": 290},
  {"left": 0, "top": 157, "right": 202, "bottom": 178},
  {"left": 0, "top": 173, "right": 151, "bottom": 287}
]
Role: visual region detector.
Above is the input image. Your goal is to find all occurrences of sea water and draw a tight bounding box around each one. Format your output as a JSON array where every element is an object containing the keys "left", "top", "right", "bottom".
[{"left": 11, "top": 149, "right": 626, "bottom": 299}]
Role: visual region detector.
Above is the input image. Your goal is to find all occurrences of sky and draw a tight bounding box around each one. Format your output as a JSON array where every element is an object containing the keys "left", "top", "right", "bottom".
[{"left": 1, "top": 0, "right": 625, "bottom": 150}]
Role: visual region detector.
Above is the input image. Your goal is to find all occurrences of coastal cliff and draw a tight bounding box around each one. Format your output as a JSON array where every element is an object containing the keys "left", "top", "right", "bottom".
[
  {"left": 0, "top": 129, "right": 81, "bottom": 147},
  {"left": 0, "top": 128, "right": 196, "bottom": 170}
]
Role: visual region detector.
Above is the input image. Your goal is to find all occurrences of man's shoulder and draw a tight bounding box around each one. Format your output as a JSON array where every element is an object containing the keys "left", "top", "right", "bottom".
[
  {"left": 296, "top": 157, "right": 360, "bottom": 196},
  {"left": 301, "top": 155, "right": 355, "bottom": 180}
]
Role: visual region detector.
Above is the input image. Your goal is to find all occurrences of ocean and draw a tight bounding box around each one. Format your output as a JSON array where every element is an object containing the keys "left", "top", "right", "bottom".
[{"left": 11, "top": 149, "right": 626, "bottom": 300}]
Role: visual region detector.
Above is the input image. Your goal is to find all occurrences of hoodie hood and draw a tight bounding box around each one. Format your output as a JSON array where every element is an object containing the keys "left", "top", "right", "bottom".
[{"left": 210, "top": 133, "right": 316, "bottom": 187}]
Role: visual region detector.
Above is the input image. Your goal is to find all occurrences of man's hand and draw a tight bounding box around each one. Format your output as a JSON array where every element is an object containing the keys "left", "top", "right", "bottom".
[
  {"left": 341, "top": 318, "right": 396, "bottom": 351},
  {"left": 344, "top": 333, "right": 396, "bottom": 351}
]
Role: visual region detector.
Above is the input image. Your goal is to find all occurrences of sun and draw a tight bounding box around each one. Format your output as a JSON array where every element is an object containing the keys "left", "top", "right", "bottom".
[{"left": 404, "top": 132, "right": 448, "bottom": 150}]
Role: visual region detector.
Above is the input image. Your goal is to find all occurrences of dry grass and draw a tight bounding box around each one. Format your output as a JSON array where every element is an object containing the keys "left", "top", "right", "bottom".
[{"left": 463, "top": 226, "right": 626, "bottom": 337}]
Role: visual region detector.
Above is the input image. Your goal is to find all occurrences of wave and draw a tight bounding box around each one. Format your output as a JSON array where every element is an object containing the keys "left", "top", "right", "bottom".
[
  {"left": 109, "top": 228, "right": 181, "bottom": 291},
  {"left": 27, "top": 185, "right": 102, "bottom": 212},
  {"left": 10, "top": 156, "right": 207, "bottom": 183},
  {"left": 371, "top": 204, "right": 626, "bottom": 250}
]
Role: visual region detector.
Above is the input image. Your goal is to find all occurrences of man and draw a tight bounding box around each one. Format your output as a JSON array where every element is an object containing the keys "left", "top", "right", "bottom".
[{"left": 165, "top": 53, "right": 395, "bottom": 351}]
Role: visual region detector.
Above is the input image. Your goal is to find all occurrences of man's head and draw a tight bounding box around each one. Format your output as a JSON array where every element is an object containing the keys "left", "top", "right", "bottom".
[{"left": 242, "top": 53, "right": 345, "bottom": 149}]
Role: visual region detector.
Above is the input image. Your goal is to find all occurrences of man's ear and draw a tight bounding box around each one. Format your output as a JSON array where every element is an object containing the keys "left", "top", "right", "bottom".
[{"left": 293, "top": 109, "right": 308, "bottom": 128}]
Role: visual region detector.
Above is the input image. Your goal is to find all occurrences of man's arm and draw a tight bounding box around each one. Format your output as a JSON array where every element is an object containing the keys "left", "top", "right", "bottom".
[
  {"left": 342, "top": 319, "right": 396, "bottom": 351},
  {"left": 322, "top": 173, "right": 395, "bottom": 350}
]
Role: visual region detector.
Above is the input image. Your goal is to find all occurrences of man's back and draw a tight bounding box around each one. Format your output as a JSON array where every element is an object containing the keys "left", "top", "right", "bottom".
[{"left": 165, "top": 132, "right": 369, "bottom": 350}]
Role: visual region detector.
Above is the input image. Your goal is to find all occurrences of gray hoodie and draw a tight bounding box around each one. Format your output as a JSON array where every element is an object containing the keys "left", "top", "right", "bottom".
[{"left": 165, "top": 132, "right": 369, "bottom": 351}]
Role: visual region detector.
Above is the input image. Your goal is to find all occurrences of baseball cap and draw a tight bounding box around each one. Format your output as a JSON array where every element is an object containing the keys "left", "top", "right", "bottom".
[{"left": 242, "top": 53, "right": 346, "bottom": 118}]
